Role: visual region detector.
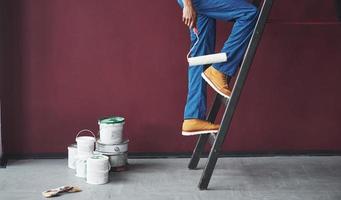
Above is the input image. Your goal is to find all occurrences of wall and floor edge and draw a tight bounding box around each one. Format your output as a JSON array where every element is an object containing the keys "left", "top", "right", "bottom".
[
  {"left": 0, "top": 98, "right": 6, "bottom": 169},
  {"left": 3, "top": 151, "right": 341, "bottom": 161}
]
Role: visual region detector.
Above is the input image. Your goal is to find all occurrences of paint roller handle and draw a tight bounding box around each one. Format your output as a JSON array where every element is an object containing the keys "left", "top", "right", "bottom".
[
  {"left": 193, "top": 27, "right": 198, "bottom": 35},
  {"left": 76, "top": 129, "right": 96, "bottom": 138},
  {"left": 186, "top": 27, "right": 199, "bottom": 59}
]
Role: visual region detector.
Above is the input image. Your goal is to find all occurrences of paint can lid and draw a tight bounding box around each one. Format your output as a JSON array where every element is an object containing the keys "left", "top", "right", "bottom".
[
  {"left": 87, "top": 155, "right": 109, "bottom": 166},
  {"left": 89, "top": 155, "right": 109, "bottom": 160},
  {"left": 98, "top": 116, "right": 125, "bottom": 124}
]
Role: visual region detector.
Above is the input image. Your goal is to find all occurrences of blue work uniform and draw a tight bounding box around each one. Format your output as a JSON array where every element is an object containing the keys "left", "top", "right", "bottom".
[{"left": 177, "top": 0, "right": 259, "bottom": 120}]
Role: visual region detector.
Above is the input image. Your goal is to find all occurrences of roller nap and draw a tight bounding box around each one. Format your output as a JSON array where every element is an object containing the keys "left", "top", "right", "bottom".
[
  {"left": 188, "top": 53, "right": 227, "bottom": 66},
  {"left": 187, "top": 28, "right": 227, "bottom": 66}
]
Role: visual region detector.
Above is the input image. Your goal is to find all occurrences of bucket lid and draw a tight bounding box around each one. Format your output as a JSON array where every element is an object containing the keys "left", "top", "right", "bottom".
[
  {"left": 89, "top": 155, "right": 109, "bottom": 160},
  {"left": 88, "top": 155, "right": 109, "bottom": 164},
  {"left": 98, "top": 116, "right": 125, "bottom": 124}
]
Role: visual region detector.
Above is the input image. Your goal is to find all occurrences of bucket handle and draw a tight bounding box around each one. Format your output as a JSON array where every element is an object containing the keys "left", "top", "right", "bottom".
[
  {"left": 108, "top": 162, "right": 111, "bottom": 171},
  {"left": 76, "top": 129, "right": 95, "bottom": 138}
]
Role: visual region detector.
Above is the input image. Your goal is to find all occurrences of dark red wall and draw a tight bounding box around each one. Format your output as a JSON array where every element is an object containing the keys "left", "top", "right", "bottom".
[{"left": 2, "top": 0, "right": 341, "bottom": 155}]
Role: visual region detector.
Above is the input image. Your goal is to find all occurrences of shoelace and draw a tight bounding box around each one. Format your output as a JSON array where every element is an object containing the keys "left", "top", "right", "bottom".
[
  {"left": 222, "top": 75, "right": 228, "bottom": 86},
  {"left": 208, "top": 121, "right": 217, "bottom": 126}
]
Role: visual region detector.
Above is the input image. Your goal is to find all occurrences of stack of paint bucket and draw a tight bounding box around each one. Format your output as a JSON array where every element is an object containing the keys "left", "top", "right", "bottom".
[
  {"left": 95, "top": 116, "right": 129, "bottom": 171},
  {"left": 74, "top": 129, "right": 96, "bottom": 178},
  {"left": 68, "top": 129, "right": 110, "bottom": 185}
]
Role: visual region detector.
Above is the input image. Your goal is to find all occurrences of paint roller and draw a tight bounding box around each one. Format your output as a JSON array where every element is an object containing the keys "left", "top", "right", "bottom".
[{"left": 187, "top": 28, "right": 227, "bottom": 66}]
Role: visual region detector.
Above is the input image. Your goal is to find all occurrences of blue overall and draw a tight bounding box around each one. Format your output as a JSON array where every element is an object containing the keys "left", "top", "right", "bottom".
[{"left": 177, "top": 0, "right": 258, "bottom": 120}]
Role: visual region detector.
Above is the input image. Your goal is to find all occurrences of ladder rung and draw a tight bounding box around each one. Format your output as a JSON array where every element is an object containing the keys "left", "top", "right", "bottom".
[
  {"left": 217, "top": 94, "right": 229, "bottom": 106},
  {"left": 223, "top": 97, "right": 229, "bottom": 106},
  {"left": 208, "top": 133, "right": 216, "bottom": 146}
]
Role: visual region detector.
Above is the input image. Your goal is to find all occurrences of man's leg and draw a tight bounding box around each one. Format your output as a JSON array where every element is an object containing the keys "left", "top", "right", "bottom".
[
  {"left": 178, "top": 13, "right": 221, "bottom": 135},
  {"left": 195, "top": 0, "right": 259, "bottom": 77},
  {"left": 184, "top": 14, "right": 216, "bottom": 120}
]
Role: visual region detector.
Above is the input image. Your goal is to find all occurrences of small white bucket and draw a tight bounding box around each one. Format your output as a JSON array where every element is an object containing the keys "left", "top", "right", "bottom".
[
  {"left": 86, "top": 155, "right": 110, "bottom": 185},
  {"left": 87, "top": 155, "right": 110, "bottom": 171},
  {"left": 94, "top": 151, "right": 128, "bottom": 169},
  {"left": 75, "top": 156, "right": 88, "bottom": 178},
  {"left": 98, "top": 117, "right": 125, "bottom": 144},
  {"left": 68, "top": 144, "right": 77, "bottom": 169},
  {"left": 86, "top": 170, "right": 109, "bottom": 185},
  {"left": 75, "top": 129, "right": 96, "bottom": 156}
]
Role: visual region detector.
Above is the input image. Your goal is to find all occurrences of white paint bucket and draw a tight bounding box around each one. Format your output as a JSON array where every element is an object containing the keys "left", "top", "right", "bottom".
[
  {"left": 75, "top": 155, "right": 88, "bottom": 178},
  {"left": 98, "top": 117, "right": 125, "bottom": 144},
  {"left": 75, "top": 129, "right": 96, "bottom": 157},
  {"left": 86, "top": 155, "right": 110, "bottom": 185},
  {"left": 96, "top": 139, "right": 129, "bottom": 154},
  {"left": 87, "top": 155, "right": 110, "bottom": 171},
  {"left": 86, "top": 170, "right": 109, "bottom": 185},
  {"left": 67, "top": 144, "right": 77, "bottom": 169},
  {"left": 94, "top": 151, "right": 128, "bottom": 169}
]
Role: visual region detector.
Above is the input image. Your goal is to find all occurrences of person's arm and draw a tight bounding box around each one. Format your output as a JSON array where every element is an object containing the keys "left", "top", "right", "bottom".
[{"left": 182, "top": 0, "right": 197, "bottom": 29}]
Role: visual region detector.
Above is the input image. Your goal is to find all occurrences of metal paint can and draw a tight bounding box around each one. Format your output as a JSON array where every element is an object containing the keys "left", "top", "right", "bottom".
[
  {"left": 98, "top": 116, "right": 125, "bottom": 144},
  {"left": 96, "top": 139, "right": 129, "bottom": 154},
  {"left": 67, "top": 144, "right": 77, "bottom": 169}
]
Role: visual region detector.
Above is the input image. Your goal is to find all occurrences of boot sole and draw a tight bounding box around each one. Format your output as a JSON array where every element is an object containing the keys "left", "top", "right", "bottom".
[
  {"left": 182, "top": 129, "right": 218, "bottom": 136},
  {"left": 201, "top": 73, "right": 231, "bottom": 99}
]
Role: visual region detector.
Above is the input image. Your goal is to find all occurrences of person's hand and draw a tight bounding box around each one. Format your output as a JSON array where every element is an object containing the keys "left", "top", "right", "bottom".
[{"left": 182, "top": 4, "right": 197, "bottom": 29}]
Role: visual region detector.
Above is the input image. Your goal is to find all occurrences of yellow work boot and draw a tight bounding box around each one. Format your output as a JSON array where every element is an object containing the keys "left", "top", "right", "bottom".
[
  {"left": 202, "top": 66, "right": 232, "bottom": 98},
  {"left": 182, "top": 119, "right": 220, "bottom": 136}
]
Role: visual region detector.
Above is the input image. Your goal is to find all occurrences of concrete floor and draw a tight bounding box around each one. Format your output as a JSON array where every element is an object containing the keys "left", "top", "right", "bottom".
[{"left": 0, "top": 156, "right": 340, "bottom": 200}]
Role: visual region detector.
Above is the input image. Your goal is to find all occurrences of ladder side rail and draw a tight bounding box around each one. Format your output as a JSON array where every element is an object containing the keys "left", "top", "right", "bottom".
[
  {"left": 198, "top": 0, "right": 274, "bottom": 190},
  {"left": 188, "top": 94, "right": 224, "bottom": 169}
]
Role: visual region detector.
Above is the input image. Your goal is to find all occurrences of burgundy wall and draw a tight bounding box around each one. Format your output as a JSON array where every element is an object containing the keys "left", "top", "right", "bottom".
[
  {"left": 1, "top": 1, "right": 6, "bottom": 157},
  {"left": 2, "top": 0, "right": 341, "bottom": 155}
]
